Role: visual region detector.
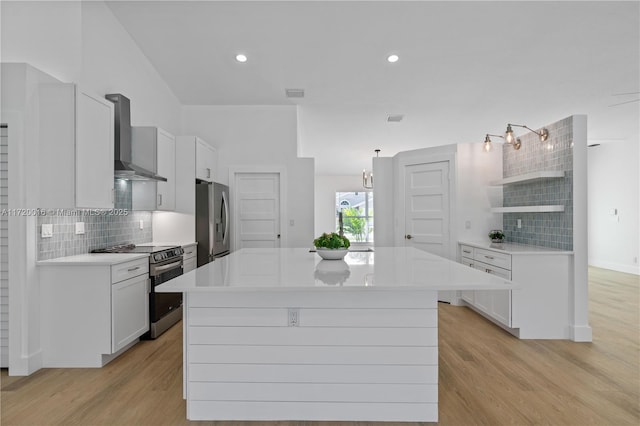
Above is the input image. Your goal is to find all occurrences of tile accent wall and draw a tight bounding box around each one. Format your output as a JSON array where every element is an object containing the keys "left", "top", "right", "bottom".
[
  {"left": 37, "top": 208, "right": 152, "bottom": 260},
  {"left": 502, "top": 116, "right": 573, "bottom": 250}
]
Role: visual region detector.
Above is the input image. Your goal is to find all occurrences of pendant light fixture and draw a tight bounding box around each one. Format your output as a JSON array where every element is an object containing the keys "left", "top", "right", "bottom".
[{"left": 362, "top": 149, "right": 380, "bottom": 189}]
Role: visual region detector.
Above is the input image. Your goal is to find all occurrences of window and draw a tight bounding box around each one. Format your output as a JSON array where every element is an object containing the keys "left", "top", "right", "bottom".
[{"left": 335, "top": 192, "right": 373, "bottom": 243}]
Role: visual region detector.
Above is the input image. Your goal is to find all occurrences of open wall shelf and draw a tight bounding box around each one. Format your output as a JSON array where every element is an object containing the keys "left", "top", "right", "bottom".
[
  {"left": 490, "top": 171, "right": 565, "bottom": 186},
  {"left": 491, "top": 205, "right": 565, "bottom": 213}
]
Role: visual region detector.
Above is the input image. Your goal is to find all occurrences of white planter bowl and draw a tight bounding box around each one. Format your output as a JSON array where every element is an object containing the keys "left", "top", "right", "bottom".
[{"left": 315, "top": 248, "right": 348, "bottom": 260}]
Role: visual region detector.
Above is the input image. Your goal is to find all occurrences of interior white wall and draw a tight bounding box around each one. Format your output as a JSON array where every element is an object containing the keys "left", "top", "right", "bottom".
[
  {"left": 80, "top": 1, "right": 182, "bottom": 134},
  {"left": 456, "top": 142, "right": 503, "bottom": 243},
  {"left": 314, "top": 175, "right": 363, "bottom": 238},
  {"left": 181, "top": 105, "right": 314, "bottom": 248},
  {"left": 588, "top": 139, "right": 640, "bottom": 275},
  {"left": 372, "top": 157, "right": 394, "bottom": 247},
  {"left": 0, "top": 1, "right": 82, "bottom": 83}
]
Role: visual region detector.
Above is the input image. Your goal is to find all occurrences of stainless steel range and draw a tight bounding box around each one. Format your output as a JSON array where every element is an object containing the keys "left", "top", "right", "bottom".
[{"left": 91, "top": 244, "right": 184, "bottom": 338}]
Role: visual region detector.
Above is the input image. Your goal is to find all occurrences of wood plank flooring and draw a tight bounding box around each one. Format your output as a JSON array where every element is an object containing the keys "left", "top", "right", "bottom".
[{"left": 1, "top": 266, "right": 638, "bottom": 425}]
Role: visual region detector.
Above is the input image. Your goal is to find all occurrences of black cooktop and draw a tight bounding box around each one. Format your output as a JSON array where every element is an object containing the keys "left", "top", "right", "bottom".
[{"left": 91, "top": 244, "right": 179, "bottom": 254}]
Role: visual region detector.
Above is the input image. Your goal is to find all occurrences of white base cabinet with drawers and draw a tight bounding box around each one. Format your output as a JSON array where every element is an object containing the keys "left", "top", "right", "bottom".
[
  {"left": 183, "top": 243, "right": 198, "bottom": 273},
  {"left": 39, "top": 257, "right": 150, "bottom": 367},
  {"left": 458, "top": 242, "right": 572, "bottom": 339}
]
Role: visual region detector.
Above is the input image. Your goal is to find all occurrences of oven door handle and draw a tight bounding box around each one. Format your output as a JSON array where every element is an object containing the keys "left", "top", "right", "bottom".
[{"left": 152, "top": 260, "right": 183, "bottom": 274}]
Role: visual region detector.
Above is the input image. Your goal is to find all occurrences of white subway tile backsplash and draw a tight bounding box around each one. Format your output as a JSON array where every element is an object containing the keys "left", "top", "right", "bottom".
[{"left": 37, "top": 209, "right": 152, "bottom": 260}]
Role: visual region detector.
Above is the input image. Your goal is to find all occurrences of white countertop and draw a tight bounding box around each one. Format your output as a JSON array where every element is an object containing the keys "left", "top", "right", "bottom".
[
  {"left": 37, "top": 253, "right": 149, "bottom": 266},
  {"left": 138, "top": 242, "right": 197, "bottom": 247},
  {"left": 156, "top": 247, "right": 518, "bottom": 293},
  {"left": 459, "top": 241, "right": 573, "bottom": 255}
]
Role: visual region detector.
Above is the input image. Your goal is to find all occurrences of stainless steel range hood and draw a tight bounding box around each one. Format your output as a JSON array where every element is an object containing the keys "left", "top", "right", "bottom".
[{"left": 105, "top": 93, "right": 167, "bottom": 182}]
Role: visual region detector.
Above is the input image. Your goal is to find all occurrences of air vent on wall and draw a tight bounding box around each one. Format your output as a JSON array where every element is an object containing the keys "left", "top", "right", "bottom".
[
  {"left": 285, "top": 88, "right": 305, "bottom": 98},
  {"left": 387, "top": 114, "right": 404, "bottom": 122}
]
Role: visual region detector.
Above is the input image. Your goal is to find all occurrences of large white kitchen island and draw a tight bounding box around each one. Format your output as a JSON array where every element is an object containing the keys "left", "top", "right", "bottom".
[{"left": 156, "top": 247, "right": 517, "bottom": 422}]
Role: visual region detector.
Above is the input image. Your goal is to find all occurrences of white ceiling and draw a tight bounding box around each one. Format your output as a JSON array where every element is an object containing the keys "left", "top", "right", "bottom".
[{"left": 106, "top": 0, "right": 639, "bottom": 175}]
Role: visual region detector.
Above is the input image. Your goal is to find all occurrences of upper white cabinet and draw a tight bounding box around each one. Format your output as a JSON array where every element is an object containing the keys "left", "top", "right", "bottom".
[
  {"left": 131, "top": 127, "right": 176, "bottom": 211},
  {"left": 175, "top": 136, "right": 216, "bottom": 214},
  {"left": 195, "top": 138, "right": 217, "bottom": 182},
  {"left": 76, "top": 91, "right": 115, "bottom": 208},
  {"left": 156, "top": 129, "right": 176, "bottom": 211},
  {"left": 175, "top": 136, "right": 197, "bottom": 214},
  {"left": 37, "top": 84, "right": 115, "bottom": 208}
]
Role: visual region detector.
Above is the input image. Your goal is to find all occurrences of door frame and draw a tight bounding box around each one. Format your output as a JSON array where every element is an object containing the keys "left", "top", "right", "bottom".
[
  {"left": 228, "top": 166, "right": 287, "bottom": 252},
  {"left": 395, "top": 152, "right": 457, "bottom": 261}
]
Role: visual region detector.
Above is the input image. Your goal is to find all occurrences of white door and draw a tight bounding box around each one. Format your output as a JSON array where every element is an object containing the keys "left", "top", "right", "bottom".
[
  {"left": 235, "top": 173, "right": 281, "bottom": 249},
  {"left": 404, "top": 161, "right": 450, "bottom": 257}
]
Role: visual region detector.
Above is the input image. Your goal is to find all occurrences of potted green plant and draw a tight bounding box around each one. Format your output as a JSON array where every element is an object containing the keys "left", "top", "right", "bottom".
[
  {"left": 488, "top": 229, "right": 505, "bottom": 243},
  {"left": 313, "top": 232, "right": 350, "bottom": 260}
]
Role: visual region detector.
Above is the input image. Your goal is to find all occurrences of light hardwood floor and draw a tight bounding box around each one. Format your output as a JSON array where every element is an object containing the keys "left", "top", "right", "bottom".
[{"left": 2, "top": 266, "right": 638, "bottom": 425}]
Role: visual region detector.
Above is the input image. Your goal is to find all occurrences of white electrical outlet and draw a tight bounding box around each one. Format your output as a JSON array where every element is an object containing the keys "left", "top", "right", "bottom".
[
  {"left": 465, "top": 220, "right": 471, "bottom": 229},
  {"left": 287, "top": 308, "right": 299, "bottom": 327},
  {"left": 75, "top": 222, "right": 85, "bottom": 235},
  {"left": 517, "top": 218, "right": 522, "bottom": 229},
  {"left": 139, "top": 220, "right": 144, "bottom": 230},
  {"left": 41, "top": 224, "right": 53, "bottom": 238}
]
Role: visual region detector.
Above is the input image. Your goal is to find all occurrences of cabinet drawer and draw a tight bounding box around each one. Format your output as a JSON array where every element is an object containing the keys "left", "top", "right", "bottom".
[
  {"left": 460, "top": 245, "right": 474, "bottom": 258},
  {"left": 460, "top": 257, "right": 474, "bottom": 268},
  {"left": 183, "top": 258, "right": 197, "bottom": 274},
  {"left": 183, "top": 245, "right": 197, "bottom": 260},
  {"left": 473, "top": 260, "right": 511, "bottom": 280},
  {"left": 111, "top": 258, "right": 149, "bottom": 284},
  {"left": 474, "top": 249, "right": 511, "bottom": 270}
]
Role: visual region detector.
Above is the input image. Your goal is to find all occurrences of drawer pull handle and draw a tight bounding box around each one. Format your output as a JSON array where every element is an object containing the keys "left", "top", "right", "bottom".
[
  {"left": 485, "top": 255, "right": 494, "bottom": 260},
  {"left": 463, "top": 250, "right": 471, "bottom": 254},
  {"left": 486, "top": 268, "right": 493, "bottom": 273},
  {"left": 127, "top": 266, "right": 140, "bottom": 272},
  {"left": 186, "top": 251, "right": 193, "bottom": 254}
]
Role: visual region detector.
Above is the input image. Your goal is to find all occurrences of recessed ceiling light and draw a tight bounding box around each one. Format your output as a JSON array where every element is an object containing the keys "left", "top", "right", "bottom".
[
  {"left": 387, "top": 114, "right": 404, "bottom": 122},
  {"left": 285, "top": 88, "right": 305, "bottom": 98},
  {"left": 235, "top": 54, "right": 248, "bottom": 63},
  {"left": 387, "top": 54, "right": 399, "bottom": 63}
]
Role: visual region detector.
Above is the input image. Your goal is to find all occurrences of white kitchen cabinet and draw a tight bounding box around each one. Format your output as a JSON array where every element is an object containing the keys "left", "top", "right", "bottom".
[
  {"left": 458, "top": 241, "right": 573, "bottom": 339},
  {"left": 182, "top": 243, "right": 198, "bottom": 273},
  {"left": 37, "top": 84, "right": 114, "bottom": 208},
  {"left": 132, "top": 127, "right": 176, "bottom": 211},
  {"left": 195, "top": 138, "right": 217, "bottom": 182},
  {"left": 112, "top": 274, "right": 149, "bottom": 352},
  {"left": 76, "top": 90, "right": 115, "bottom": 208},
  {"left": 459, "top": 247, "right": 475, "bottom": 304},
  {"left": 39, "top": 255, "right": 149, "bottom": 367},
  {"left": 175, "top": 136, "right": 197, "bottom": 214},
  {"left": 458, "top": 244, "right": 512, "bottom": 328}
]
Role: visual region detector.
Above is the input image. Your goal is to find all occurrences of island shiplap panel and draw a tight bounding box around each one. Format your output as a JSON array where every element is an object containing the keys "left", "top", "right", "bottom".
[
  {"left": 184, "top": 289, "right": 439, "bottom": 422},
  {"left": 189, "top": 401, "right": 438, "bottom": 422},
  {"left": 189, "top": 363, "right": 438, "bottom": 384},
  {"left": 189, "top": 306, "right": 438, "bottom": 327}
]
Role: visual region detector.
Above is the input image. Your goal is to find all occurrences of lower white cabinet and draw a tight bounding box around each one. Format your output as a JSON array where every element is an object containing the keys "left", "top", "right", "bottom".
[
  {"left": 458, "top": 242, "right": 573, "bottom": 339},
  {"left": 183, "top": 243, "right": 198, "bottom": 273},
  {"left": 39, "top": 256, "right": 150, "bottom": 367},
  {"left": 112, "top": 274, "right": 149, "bottom": 353},
  {"left": 459, "top": 245, "right": 512, "bottom": 328}
]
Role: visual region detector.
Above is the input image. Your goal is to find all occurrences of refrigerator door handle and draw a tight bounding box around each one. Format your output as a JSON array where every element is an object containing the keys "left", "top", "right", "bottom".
[
  {"left": 209, "top": 186, "right": 215, "bottom": 258},
  {"left": 222, "top": 190, "right": 229, "bottom": 245}
]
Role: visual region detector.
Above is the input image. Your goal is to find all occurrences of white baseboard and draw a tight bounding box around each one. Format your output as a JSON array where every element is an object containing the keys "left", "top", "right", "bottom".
[
  {"left": 588, "top": 259, "right": 639, "bottom": 276},
  {"left": 570, "top": 325, "right": 593, "bottom": 342},
  {"left": 9, "top": 349, "right": 43, "bottom": 376}
]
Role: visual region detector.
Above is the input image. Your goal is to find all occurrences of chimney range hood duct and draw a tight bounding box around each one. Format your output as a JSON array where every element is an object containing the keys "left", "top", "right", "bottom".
[{"left": 105, "top": 93, "right": 167, "bottom": 182}]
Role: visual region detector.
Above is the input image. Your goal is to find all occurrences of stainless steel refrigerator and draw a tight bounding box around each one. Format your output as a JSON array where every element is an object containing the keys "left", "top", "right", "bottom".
[{"left": 196, "top": 181, "right": 230, "bottom": 266}]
